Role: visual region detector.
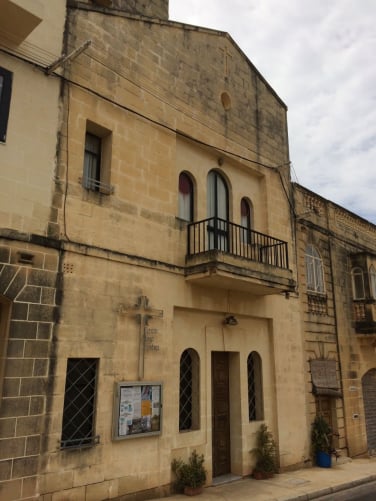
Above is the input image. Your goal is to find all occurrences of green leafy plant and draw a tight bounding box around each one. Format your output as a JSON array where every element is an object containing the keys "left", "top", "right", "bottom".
[
  {"left": 251, "top": 423, "right": 278, "bottom": 476},
  {"left": 311, "top": 415, "right": 338, "bottom": 455},
  {"left": 171, "top": 450, "right": 207, "bottom": 491}
]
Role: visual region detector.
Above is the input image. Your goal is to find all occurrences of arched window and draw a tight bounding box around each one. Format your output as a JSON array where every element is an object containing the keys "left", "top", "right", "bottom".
[
  {"left": 351, "top": 267, "right": 365, "bottom": 299},
  {"left": 207, "top": 170, "right": 229, "bottom": 251},
  {"left": 179, "top": 348, "right": 200, "bottom": 431},
  {"left": 178, "top": 172, "right": 194, "bottom": 222},
  {"left": 247, "top": 351, "right": 263, "bottom": 421},
  {"left": 370, "top": 265, "right": 376, "bottom": 299},
  {"left": 305, "top": 244, "right": 325, "bottom": 293},
  {"left": 240, "top": 198, "right": 252, "bottom": 243}
]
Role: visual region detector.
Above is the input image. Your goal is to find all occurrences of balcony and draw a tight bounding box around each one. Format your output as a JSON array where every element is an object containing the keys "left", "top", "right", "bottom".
[
  {"left": 185, "top": 217, "right": 296, "bottom": 295},
  {"left": 353, "top": 301, "right": 376, "bottom": 335}
]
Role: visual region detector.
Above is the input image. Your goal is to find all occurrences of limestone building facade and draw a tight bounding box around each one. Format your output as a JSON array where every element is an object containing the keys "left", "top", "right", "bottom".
[
  {"left": 294, "top": 184, "right": 376, "bottom": 459},
  {"left": 1, "top": 1, "right": 376, "bottom": 500},
  {"left": 37, "top": 0, "right": 307, "bottom": 498},
  {"left": 0, "top": 1, "right": 66, "bottom": 499}
]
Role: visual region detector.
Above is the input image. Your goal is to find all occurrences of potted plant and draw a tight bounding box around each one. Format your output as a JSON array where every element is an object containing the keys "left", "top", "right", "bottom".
[
  {"left": 250, "top": 423, "right": 278, "bottom": 479},
  {"left": 311, "top": 415, "right": 339, "bottom": 468},
  {"left": 171, "top": 449, "right": 207, "bottom": 496}
]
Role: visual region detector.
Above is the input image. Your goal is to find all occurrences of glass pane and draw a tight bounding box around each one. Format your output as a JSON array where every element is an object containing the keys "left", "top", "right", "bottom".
[
  {"left": 352, "top": 269, "right": 365, "bottom": 299},
  {"left": 179, "top": 350, "right": 193, "bottom": 430},
  {"left": 207, "top": 171, "right": 215, "bottom": 218},
  {"left": 216, "top": 175, "right": 227, "bottom": 220},
  {"left": 370, "top": 267, "right": 376, "bottom": 299},
  {"left": 178, "top": 173, "right": 192, "bottom": 221},
  {"left": 85, "top": 133, "right": 101, "bottom": 154}
]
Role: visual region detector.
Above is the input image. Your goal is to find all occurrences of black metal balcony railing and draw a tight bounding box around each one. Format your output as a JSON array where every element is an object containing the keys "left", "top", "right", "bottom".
[{"left": 187, "top": 217, "right": 289, "bottom": 269}]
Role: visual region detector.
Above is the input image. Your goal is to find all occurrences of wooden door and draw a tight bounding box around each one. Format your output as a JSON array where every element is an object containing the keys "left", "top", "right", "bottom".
[{"left": 212, "top": 352, "right": 231, "bottom": 477}]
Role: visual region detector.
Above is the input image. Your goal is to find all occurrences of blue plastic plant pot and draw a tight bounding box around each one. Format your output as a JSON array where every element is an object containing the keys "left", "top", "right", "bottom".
[{"left": 316, "top": 451, "right": 332, "bottom": 468}]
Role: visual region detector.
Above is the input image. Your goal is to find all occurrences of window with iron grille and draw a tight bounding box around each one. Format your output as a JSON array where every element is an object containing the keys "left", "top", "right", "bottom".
[
  {"left": 61, "top": 358, "right": 99, "bottom": 449},
  {"left": 179, "top": 348, "right": 199, "bottom": 431},
  {"left": 247, "top": 352, "right": 264, "bottom": 421}
]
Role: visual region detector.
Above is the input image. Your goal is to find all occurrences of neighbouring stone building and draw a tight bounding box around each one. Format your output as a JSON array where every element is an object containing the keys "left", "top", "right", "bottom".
[
  {"left": 294, "top": 184, "right": 376, "bottom": 458},
  {"left": 0, "top": 1, "right": 375, "bottom": 500},
  {"left": 0, "top": 1, "right": 66, "bottom": 499},
  {"left": 41, "top": 0, "right": 308, "bottom": 498}
]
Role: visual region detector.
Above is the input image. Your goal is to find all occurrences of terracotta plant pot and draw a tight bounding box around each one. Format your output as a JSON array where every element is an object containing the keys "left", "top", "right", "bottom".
[{"left": 184, "top": 486, "right": 203, "bottom": 496}]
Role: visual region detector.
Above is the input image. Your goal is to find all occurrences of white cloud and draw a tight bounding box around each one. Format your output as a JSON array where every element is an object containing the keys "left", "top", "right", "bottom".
[{"left": 169, "top": 0, "right": 376, "bottom": 223}]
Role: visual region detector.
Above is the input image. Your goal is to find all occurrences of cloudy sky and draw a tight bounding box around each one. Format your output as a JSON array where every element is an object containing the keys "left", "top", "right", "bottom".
[{"left": 169, "top": 1, "right": 376, "bottom": 223}]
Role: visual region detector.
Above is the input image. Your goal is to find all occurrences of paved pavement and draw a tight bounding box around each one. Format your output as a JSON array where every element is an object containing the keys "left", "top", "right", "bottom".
[{"left": 151, "top": 457, "right": 376, "bottom": 501}]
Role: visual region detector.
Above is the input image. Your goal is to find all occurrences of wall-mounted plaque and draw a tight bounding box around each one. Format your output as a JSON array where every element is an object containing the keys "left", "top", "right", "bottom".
[{"left": 113, "top": 381, "right": 162, "bottom": 440}]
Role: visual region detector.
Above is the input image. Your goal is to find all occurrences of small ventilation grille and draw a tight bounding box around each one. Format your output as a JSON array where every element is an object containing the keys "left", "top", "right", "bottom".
[{"left": 63, "top": 263, "right": 74, "bottom": 274}]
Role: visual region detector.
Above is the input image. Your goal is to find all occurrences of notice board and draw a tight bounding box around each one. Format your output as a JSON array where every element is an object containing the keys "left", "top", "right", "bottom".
[{"left": 113, "top": 382, "right": 162, "bottom": 440}]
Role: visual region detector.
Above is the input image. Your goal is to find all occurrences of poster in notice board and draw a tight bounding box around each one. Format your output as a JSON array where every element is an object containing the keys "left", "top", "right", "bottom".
[{"left": 113, "top": 382, "right": 162, "bottom": 440}]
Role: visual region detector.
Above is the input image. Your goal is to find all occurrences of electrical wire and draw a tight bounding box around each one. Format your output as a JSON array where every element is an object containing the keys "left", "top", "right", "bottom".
[{"left": 68, "top": 45, "right": 289, "bottom": 165}]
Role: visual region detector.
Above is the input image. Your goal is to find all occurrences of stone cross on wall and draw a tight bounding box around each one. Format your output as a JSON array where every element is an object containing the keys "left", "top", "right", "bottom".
[{"left": 118, "top": 295, "right": 163, "bottom": 380}]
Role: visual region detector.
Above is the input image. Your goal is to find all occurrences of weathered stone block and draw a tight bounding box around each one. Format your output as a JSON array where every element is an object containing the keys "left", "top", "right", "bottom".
[
  {"left": 85, "top": 479, "right": 118, "bottom": 501},
  {"left": 0, "top": 479, "right": 22, "bottom": 500},
  {"left": 20, "top": 377, "right": 47, "bottom": 397},
  {"left": 10, "top": 302, "right": 28, "bottom": 320},
  {"left": 0, "top": 397, "right": 30, "bottom": 418},
  {"left": 28, "top": 269, "right": 56, "bottom": 288},
  {"left": 3, "top": 268, "right": 27, "bottom": 301},
  {"left": 0, "top": 246, "right": 10, "bottom": 264},
  {"left": 6, "top": 340, "right": 24, "bottom": 358},
  {"left": 12, "top": 455, "right": 39, "bottom": 478},
  {"left": 44, "top": 252, "right": 59, "bottom": 272},
  {"left": 24, "top": 340, "right": 49, "bottom": 358},
  {"left": 16, "top": 285, "right": 42, "bottom": 303},
  {"left": 37, "top": 323, "right": 52, "bottom": 340},
  {"left": 26, "top": 435, "right": 41, "bottom": 456},
  {"left": 0, "top": 265, "right": 18, "bottom": 295},
  {"left": 33, "top": 359, "right": 48, "bottom": 377},
  {"left": 2, "top": 378, "right": 20, "bottom": 398},
  {"left": 28, "top": 304, "right": 56, "bottom": 322},
  {"left": 0, "top": 418, "right": 16, "bottom": 438},
  {"left": 21, "top": 475, "right": 38, "bottom": 498},
  {"left": 5, "top": 359, "right": 34, "bottom": 379},
  {"left": 41, "top": 288, "right": 56, "bottom": 305},
  {"left": 0, "top": 437, "right": 25, "bottom": 460},
  {"left": 29, "top": 396, "right": 45, "bottom": 415},
  {"left": 9, "top": 320, "right": 38, "bottom": 340},
  {"left": 16, "top": 416, "right": 42, "bottom": 436},
  {"left": 39, "top": 470, "right": 74, "bottom": 494},
  {"left": 0, "top": 459, "right": 12, "bottom": 481}
]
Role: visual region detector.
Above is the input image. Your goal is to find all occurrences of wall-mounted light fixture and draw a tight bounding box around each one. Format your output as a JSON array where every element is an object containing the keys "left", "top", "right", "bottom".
[{"left": 224, "top": 315, "right": 238, "bottom": 326}]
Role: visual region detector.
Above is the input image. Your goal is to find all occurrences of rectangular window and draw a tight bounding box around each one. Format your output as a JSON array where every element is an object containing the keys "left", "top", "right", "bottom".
[
  {"left": 61, "top": 358, "right": 99, "bottom": 449},
  {"left": 82, "top": 121, "right": 113, "bottom": 194},
  {"left": 83, "top": 133, "right": 101, "bottom": 190},
  {"left": 0, "top": 67, "right": 13, "bottom": 142}
]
